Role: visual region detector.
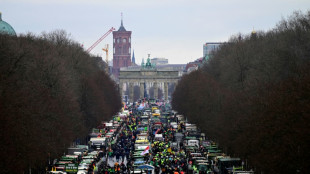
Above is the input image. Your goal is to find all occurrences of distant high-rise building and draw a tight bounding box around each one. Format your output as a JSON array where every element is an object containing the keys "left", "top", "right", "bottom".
[
  {"left": 151, "top": 58, "right": 168, "bottom": 65},
  {"left": 203, "top": 42, "right": 222, "bottom": 61},
  {"left": 112, "top": 16, "right": 132, "bottom": 78}
]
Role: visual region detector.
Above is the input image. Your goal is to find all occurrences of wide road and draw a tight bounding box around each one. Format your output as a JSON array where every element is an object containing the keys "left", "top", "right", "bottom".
[{"left": 47, "top": 99, "right": 254, "bottom": 174}]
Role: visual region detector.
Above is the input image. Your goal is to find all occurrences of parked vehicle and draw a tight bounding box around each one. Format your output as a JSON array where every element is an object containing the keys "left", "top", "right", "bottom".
[
  {"left": 89, "top": 137, "right": 106, "bottom": 148},
  {"left": 174, "top": 132, "right": 184, "bottom": 143},
  {"left": 170, "top": 122, "right": 178, "bottom": 129},
  {"left": 218, "top": 158, "right": 242, "bottom": 174},
  {"left": 188, "top": 139, "right": 199, "bottom": 147},
  {"left": 154, "top": 134, "right": 164, "bottom": 141}
]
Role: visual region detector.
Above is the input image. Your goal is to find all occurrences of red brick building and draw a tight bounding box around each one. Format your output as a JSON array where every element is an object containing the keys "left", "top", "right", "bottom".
[{"left": 112, "top": 19, "right": 132, "bottom": 78}]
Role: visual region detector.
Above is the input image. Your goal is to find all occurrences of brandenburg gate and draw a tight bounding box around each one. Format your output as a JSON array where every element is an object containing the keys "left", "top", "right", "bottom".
[{"left": 118, "top": 56, "right": 180, "bottom": 103}]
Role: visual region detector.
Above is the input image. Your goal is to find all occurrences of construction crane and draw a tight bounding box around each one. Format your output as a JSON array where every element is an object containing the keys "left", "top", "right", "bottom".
[
  {"left": 86, "top": 27, "right": 115, "bottom": 53},
  {"left": 102, "top": 44, "right": 109, "bottom": 73}
]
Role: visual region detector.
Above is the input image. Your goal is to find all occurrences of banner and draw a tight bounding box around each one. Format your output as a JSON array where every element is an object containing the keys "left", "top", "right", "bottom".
[{"left": 140, "top": 146, "right": 150, "bottom": 156}]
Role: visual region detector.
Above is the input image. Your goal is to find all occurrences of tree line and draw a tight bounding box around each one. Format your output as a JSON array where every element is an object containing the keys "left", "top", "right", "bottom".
[
  {"left": 0, "top": 30, "right": 122, "bottom": 173},
  {"left": 172, "top": 11, "right": 310, "bottom": 173}
]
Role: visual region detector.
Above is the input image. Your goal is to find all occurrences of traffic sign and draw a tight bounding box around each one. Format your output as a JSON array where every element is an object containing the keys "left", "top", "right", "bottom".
[{"left": 65, "top": 163, "right": 78, "bottom": 173}]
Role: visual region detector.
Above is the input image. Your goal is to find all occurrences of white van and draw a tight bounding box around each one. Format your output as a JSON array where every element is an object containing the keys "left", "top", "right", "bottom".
[
  {"left": 154, "top": 134, "right": 164, "bottom": 141},
  {"left": 187, "top": 139, "right": 199, "bottom": 147},
  {"left": 170, "top": 122, "right": 178, "bottom": 129},
  {"left": 90, "top": 137, "right": 106, "bottom": 147}
]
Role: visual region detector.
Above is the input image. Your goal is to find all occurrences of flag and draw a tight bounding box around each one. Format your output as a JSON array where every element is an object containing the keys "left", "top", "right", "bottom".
[
  {"left": 155, "top": 129, "right": 161, "bottom": 134},
  {"left": 140, "top": 146, "right": 149, "bottom": 156}
]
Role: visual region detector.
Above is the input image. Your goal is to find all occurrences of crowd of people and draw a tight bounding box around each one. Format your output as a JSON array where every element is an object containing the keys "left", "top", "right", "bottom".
[
  {"left": 48, "top": 100, "right": 252, "bottom": 174},
  {"left": 94, "top": 100, "right": 210, "bottom": 174}
]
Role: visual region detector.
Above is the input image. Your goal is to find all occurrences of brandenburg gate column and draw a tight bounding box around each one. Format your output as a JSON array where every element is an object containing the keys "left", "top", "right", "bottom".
[
  {"left": 119, "top": 80, "right": 123, "bottom": 99},
  {"left": 173, "top": 80, "right": 178, "bottom": 93},
  {"left": 164, "top": 82, "right": 168, "bottom": 101},
  {"left": 129, "top": 82, "right": 134, "bottom": 103},
  {"left": 140, "top": 82, "right": 144, "bottom": 99},
  {"left": 154, "top": 81, "right": 158, "bottom": 99}
]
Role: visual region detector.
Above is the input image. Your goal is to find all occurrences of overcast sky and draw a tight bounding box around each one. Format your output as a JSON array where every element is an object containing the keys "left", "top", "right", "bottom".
[{"left": 1, "top": 0, "right": 309, "bottom": 64}]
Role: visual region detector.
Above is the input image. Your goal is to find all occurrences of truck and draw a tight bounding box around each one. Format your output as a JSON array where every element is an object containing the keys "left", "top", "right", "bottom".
[
  {"left": 89, "top": 137, "right": 106, "bottom": 148},
  {"left": 218, "top": 158, "right": 242, "bottom": 174},
  {"left": 184, "top": 136, "right": 200, "bottom": 147}
]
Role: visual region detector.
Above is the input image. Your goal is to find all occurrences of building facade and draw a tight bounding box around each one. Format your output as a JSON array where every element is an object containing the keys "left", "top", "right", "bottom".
[
  {"left": 112, "top": 19, "right": 132, "bottom": 78},
  {"left": 119, "top": 57, "right": 180, "bottom": 102},
  {"left": 203, "top": 42, "right": 222, "bottom": 61},
  {"left": 151, "top": 58, "right": 168, "bottom": 65}
]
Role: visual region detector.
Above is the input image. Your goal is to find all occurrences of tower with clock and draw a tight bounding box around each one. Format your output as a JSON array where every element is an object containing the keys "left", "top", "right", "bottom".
[{"left": 112, "top": 14, "right": 132, "bottom": 78}]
